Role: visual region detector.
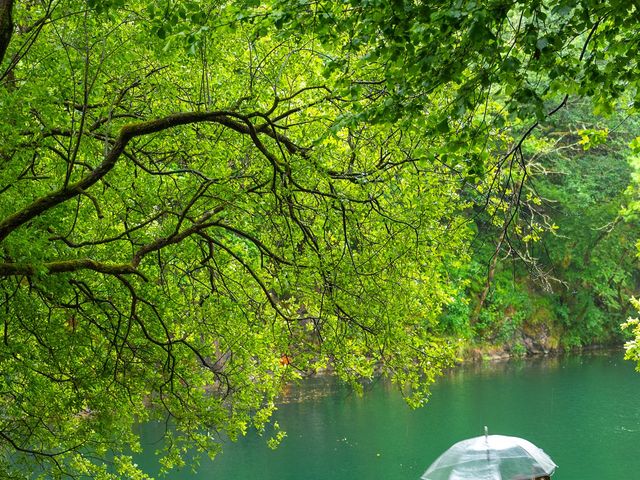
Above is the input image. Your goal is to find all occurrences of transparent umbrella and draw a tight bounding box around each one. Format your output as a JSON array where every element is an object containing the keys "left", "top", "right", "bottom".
[{"left": 421, "top": 429, "right": 557, "bottom": 480}]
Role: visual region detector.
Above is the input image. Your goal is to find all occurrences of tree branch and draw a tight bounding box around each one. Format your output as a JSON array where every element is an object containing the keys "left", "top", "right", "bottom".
[
  {"left": 0, "top": 259, "right": 146, "bottom": 278},
  {"left": 132, "top": 205, "right": 225, "bottom": 267},
  {"left": 0, "top": 110, "right": 304, "bottom": 243}
]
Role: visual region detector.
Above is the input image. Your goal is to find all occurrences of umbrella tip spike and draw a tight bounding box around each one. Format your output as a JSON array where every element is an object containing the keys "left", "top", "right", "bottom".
[{"left": 484, "top": 425, "right": 488, "bottom": 437}]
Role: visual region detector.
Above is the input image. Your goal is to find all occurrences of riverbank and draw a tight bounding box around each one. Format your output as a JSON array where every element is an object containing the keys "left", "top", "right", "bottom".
[{"left": 460, "top": 340, "right": 625, "bottom": 363}]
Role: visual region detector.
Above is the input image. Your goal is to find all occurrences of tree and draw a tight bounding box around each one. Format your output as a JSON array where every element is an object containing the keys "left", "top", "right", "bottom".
[
  {"left": 622, "top": 140, "right": 640, "bottom": 369},
  {"left": 454, "top": 106, "right": 640, "bottom": 350},
  {"left": 0, "top": 0, "right": 639, "bottom": 477},
  {"left": 0, "top": 1, "right": 467, "bottom": 477},
  {"left": 264, "top": 0, "right": 640, "bottom": 322}
]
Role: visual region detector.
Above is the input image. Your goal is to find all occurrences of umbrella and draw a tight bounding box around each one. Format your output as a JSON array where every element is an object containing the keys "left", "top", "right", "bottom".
[{"left": 421, "top": 429, "right": 557, "bottom": 480}]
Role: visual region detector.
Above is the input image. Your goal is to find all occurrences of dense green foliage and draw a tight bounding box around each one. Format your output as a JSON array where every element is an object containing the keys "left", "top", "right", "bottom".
[
  {"left": 531, "top": 111, "right": 640, "bottom": 346},
  {"left": 0, "top": 0, "right": 638, "bottom": 477},
  {"left": 450, "top": 107, "right": 640, "bottom": 352}
]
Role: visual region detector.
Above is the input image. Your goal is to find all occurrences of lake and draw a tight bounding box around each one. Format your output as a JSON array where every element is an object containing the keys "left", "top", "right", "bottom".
[{"left": 135, "top": 350, "right": 640, "bottom": 479}]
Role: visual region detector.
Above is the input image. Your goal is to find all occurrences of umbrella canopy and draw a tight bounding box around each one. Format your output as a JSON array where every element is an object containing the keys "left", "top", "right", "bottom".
[{"left": 421, "top": 433, "right": 557, "bottom": 480}]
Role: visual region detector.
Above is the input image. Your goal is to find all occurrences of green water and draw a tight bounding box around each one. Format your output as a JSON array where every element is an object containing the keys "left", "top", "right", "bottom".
[{"left": 136, "top": 351, "right": 640, "bottom": 479}]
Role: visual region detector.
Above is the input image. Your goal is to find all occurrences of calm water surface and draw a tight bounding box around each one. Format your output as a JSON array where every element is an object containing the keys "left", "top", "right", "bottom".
[{"left": 136, "top": 351, "right": 640, "bottom": 479}]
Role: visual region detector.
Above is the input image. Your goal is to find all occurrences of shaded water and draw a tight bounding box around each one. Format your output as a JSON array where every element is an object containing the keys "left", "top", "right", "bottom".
[{"left": 136, "top": 351, "right": 640, "bottom": 479}]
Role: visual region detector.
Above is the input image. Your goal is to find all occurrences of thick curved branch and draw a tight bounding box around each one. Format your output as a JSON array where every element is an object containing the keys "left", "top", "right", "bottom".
[
  {"left": 0, "top": 110, "right": 304, "bottom": 243},
  {"left": 0, "top": 259, "right": 145, "bottom": 278}
]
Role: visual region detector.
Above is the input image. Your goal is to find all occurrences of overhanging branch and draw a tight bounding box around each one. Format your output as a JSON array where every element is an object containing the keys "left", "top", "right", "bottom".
[
  {"left": 0, "top": 258, "right": 146, "bottom": 278},
  {"left": 0, "top": 110, "right": 305, "bottom": 244}
]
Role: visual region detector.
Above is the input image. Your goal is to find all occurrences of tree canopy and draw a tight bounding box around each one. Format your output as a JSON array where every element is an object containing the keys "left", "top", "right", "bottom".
[{"left": 0, "top": 0, "right": 638, "bottom": 477}]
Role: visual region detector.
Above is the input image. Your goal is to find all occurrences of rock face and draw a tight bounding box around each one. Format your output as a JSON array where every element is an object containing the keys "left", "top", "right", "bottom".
[
  {"left": 519, "top": 317, "right": 563, "bottom": 355},
  {"left": 460, "top": 300, "right": 626, "bottom": 362},
  {"left": 521, "top": 335, "right": 546, "bottom": 354},
  {"left": 462, "top": 318, "right": 564, "bottom": 362}
]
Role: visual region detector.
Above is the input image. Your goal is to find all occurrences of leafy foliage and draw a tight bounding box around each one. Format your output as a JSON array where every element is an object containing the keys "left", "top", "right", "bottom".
[
  {"left": 460, "top": 105, "right": 640, "bottom": 349},
  {"left": 0, "top": 1, "right": 467, "bottom": 477},
  {"left": 0, "top": 0, "right": 639, "bottom": 477}
]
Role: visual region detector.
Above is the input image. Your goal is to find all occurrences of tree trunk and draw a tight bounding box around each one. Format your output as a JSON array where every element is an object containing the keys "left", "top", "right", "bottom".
[
  {"left": 0, "top": 0, "right": 13, "bottom": 66},
  {"left": 471, "top": 228, "right": 506, "bottom": 324}
]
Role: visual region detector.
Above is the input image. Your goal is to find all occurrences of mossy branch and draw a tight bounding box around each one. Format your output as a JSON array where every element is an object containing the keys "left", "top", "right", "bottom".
[
  {"left": 0, "top": 258, "right": 146, "bottom": 279},
  {"left": 0, "top": 110, "right": 302, "bottom": 243}
]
